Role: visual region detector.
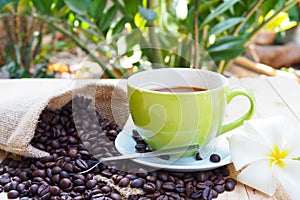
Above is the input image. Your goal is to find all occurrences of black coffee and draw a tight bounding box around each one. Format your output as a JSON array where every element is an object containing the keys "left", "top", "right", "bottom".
[{"left": 151, "top": 86, "right": 207, "bottom": 93}]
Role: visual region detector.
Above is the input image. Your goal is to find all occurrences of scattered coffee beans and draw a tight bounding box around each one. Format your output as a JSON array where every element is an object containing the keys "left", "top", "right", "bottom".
[{"left": 0, "top": 96, "right": 237, "bottom": 199}]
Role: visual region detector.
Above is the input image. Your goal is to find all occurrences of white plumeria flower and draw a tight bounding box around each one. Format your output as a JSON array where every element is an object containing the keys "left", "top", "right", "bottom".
[{"left": 229, "top": 116, "right": 300, "bottom": 199}]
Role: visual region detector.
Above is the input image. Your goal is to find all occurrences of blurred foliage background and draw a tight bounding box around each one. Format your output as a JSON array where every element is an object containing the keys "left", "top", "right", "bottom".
[{"left": 0, "top": 0, "right": 299, "bottom": 78}]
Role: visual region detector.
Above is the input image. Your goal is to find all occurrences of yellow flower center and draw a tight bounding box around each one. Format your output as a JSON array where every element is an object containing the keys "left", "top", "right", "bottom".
[{"left": 269, "top": 145, "right": 289, "bottom": 168}]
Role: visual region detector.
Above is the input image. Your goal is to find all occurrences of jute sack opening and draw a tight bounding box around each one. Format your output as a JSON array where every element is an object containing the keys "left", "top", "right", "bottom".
[{"left": 0, "top": 79, "right": 129, "bottom": 158}]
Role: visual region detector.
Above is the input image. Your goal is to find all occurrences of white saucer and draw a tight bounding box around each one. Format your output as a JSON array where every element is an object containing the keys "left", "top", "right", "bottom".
[{"left": 115, "top": 128, "right": 232, "bottom": 172}]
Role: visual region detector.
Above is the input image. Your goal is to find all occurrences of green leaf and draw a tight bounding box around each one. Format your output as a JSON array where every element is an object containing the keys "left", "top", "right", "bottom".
[
  {"left": 98, "top": 5, "right": 118, "bottom": 32},
  {"left": 124, "top": 0, "right": 138, "bottom": 16},
  {"left": 200, "top": 0, "right": 239, "bottom": 29},
  {"left": 198, "top": 0, "right": 219, "bottom": 13},
  {"left": 112, "top": 17, "right": 127, "bottom": 36},
  {"left": 32, "top": 0, "right": 53, "bottom": 15},
  {"left": 261, "top": 0, "right": 279, "bottom": 16},
  {"left": 63, "top": 0, "right": 87, "bottom": 15},
  {"left": 138, "top": 5, "right": 157, "bottom": 21},
  {"left": 208, "top": 17, "right": 246, "bottom": 36},
  {"left": 89, "top": 0, "right": 106, "bottom": 19},
  {"left": 209, "top": 47, "right": 246, "bottom": 61},
  {"left": 208, "top": 35, "right": 247, "bottom": 61}
]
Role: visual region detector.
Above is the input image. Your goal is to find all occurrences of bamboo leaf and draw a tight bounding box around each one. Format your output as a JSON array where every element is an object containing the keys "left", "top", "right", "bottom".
[
  {"left": 200, "top": 0, "right": 239, "bottom": 29},
  {"left": 98, "top": 5, "right": 118, "bottom": 32},
  {"left": 63, "top": 0, "right": 87, "bottom": 15},
  {"left": 89, "top": 0, "right": 107, "bottom": 19},
  {"left": 32, "top": 0, "right": 53, "bottom": 15},
  {"left": 208, "top": 17, "right": 246, "bottom": 36},
  {"left": 209, "top": 47, "right": 246, "bottom": 61},
  {"left": 124, "top": 0, "right": 139, "bottom": 16}
]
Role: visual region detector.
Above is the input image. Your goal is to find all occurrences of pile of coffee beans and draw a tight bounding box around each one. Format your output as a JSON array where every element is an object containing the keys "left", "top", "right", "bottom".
[{"left": 0, "top": 96, "right": 237, "bottom": 200}]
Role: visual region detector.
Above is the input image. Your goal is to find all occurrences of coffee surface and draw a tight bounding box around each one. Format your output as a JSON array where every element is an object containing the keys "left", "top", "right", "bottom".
[{"left": 151, "top": 86, "right": 207, "bottom": 93}]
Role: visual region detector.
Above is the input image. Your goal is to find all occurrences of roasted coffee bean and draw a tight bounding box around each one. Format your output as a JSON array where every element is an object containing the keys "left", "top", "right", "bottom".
[
  {"left": 7, "top": 190, "right": 19, "bottom": 199},
  {"left": 143, "top": 182, "right": 156, "bottom": 193},
  {"left": 130, "top": 178, "right": 144, "bottom": 188},
  {"left": 191, "top": 190, "right": 202, "bottom": 199},
  {"left": 110, "top": 193, "right": 122, "bottom": 200},
  {"left": 157, "top": 195, "right": 169, "bottom": 200},
  {"left": 226, "top": 177, "right": 237, "bottom": 185},
  {"left": 185, "top": 182, "right": 194, "bottom": 197},
  {"left": 75, "top": 159, "right": 88, "bottom": 170},
  {"left": 196, "top": 171, "right": 209, "bottom": 182},
  {"left": 73, "top": 186, "right": 86, "bottom": 193},
  {"left": 101, "top": 185, "right": 112, "bottom": 193},
  {"left": 118, "top": 177, "right": 130, "bottom": 187},
  {"left": 162, "top": 182, "right": 176, "bottom": 191},
  {"left": 60, "top": 178, "right": 72, "bottom": 189},
  {"left": 175, "top": 183, "right": 185, "bottom": 193},
  {"left": 202, "top": 188, "right": 213, "bottom": 200},
  {"left": 86, "top": 179, "right": 97, "bottom": 189},
  {"left": 195, "top": 152, "right": 203, "bottom": 160},
  {"left": 213, "top": 184, "right": 225, "bottom": 193},
  {"left": 50, "top": 185, "right": 60, "bottom": 195},
  {"left": 158, "top": 172, "right": 168, "bottom": 181},
  {"left": 210, "top": 154, "right": 221, "bottom": 162},
  {"left": 0, "top": 176, "right": 10, "bottom": 185},
  {"left": 146, "top": 175, "right": 157, "bottom": 182},
  {"left": 225, "top": 182, "right": 235, "bottom": 191}
]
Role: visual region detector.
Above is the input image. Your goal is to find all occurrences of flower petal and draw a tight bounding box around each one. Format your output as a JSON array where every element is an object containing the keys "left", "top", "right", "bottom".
[
  {"left": 244, "top": 116, "right": 285, "bottom": 148},
  {"left": 276, "top": 160, "right": 300, "bottom": 200},
  {"left": 283, "top": 126, "right": 300, "bottom": 159},
  {"left": 229, "top": 133, "right": 271, "bottom": 170},
  {"left": 238, "top": 159, "right": 277, "bottom": 196}
]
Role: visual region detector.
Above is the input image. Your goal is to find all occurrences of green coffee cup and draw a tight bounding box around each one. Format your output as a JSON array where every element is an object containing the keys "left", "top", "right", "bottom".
[{"left": 127, "top": 68, "right": 255, "bottom": 156}]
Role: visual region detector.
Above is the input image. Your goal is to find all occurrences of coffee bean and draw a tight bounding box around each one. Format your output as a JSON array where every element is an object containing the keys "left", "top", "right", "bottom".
[
  {"left": 143, "top": 182, "right": 156, "bottom": 193},
  {"left": 226, "top": 177, "right": 237, "bottom": 185},
  {"left": 60, "top": 178, "right": 72, "bottom": 188},
  {"left": 74, "top": 179, "right": 85, "bottom": 186},
  {"left": 175, "top": 183, "right": 185, "bottom": 193},
  {"left": 213, "top": 184, "right": 225, "bottom": 193},
  {"left": 73, "top": 186, "right": 86, "bottom": 193},
  {"left": 146, "top": 175, "right": 157, "bottom": 182},
  {"left": 118, "top": 177, "right": 130, "bottom": 187},
  {"left": 210, "top": 154, "right": 221, "bottom": 162},
  {"left": 203, "top": 188, "right": 213, "bottom": 200},
  {"left": 101, "top": 185, "right": 112, "bottom": 193},
  {"left": 50, "top": 185, "right": 60, "bottom": 195},
  {"left": 51, "top": 166, "right": 62, "bottom": 174},
  {"left": 195, "top": 152, "right": 203, "bottom": 160},
  {"left": 0, "top": 176, "right": 11, "bottom": 185},
  {"left": 86, "top": 179, "right": 97, "bottom": 189},
  {"left": 130, "top": 178, "right": 144, "bottom": 188},
  {"left": 110, "top": 193, "right": 122, "bottom": 200},
  {"left": 75, "top": 159, "right": 88, "bottom": 170},
  {"left": 16, "top": 183, "right": 26, "bottom": 193},
  {"left": 162, "top": 182, "right": 176, "bottom": 191},
  {"left": 196, "top": 171, "right": 209, "bottom": 182},
  {"left": 191, "top": 190, "right": 202, "bottom": 199},
  {"left": 7, "top": 190, "right": 19, "bottom": 198},
  {"left": 225, "top": 182, "right": 235, "bottom": 191}
]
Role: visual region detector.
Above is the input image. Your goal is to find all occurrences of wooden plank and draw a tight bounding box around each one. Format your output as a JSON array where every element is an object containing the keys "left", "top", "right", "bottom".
[
  {"left": 239, "top": 77, "right": 293, "bottom": 200},
  {"left": 240, "top": 78, "right": 299, "bottom": 125},
  {"left": 266, "top": 77, "right": 300, "bottom": 122}
]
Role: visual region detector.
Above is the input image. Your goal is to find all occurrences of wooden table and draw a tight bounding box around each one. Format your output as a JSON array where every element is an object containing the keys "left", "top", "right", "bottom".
[{"left": 0, "top": 76, "right": 299, "bottom": 200}]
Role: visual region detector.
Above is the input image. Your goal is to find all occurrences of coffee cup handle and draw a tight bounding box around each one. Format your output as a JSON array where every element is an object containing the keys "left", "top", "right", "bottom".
[{"left": 221, "top": 87, "right": 255, "bottom": 133}]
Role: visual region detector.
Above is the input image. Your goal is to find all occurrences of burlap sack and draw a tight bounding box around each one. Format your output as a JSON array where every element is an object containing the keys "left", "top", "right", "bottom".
[{"left": 0, "top": 79, "right": 129, "bottom": 158}]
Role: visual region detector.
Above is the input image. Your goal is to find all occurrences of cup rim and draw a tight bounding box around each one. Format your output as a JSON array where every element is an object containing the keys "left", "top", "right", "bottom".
[{"left": 127, "top": 68, "right": 228, "bottom": 95}]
